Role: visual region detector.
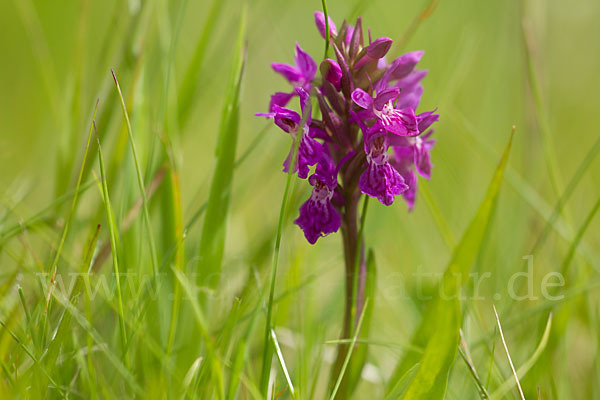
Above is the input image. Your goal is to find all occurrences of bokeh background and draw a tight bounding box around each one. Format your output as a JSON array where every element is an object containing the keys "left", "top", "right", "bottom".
[{"left": 1, "top": 0, "right": 599, "bottom": 398}]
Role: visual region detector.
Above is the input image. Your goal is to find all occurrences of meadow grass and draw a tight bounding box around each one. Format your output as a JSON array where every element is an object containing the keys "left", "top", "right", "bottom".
[{"left": 1, "top": 0, "right": 599, "bottom": 399}]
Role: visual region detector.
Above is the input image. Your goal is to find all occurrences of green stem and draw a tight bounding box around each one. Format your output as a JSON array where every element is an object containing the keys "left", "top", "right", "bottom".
[{"left": 321, "top": 0, "right": 330, "bottom": 58}]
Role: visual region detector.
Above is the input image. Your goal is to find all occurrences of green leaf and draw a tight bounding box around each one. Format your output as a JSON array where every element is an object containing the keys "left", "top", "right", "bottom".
[
  {"left": 197, "top": 3, "right": 247, "bottom": 289},
  {"left": 226, "top": 301, "right": 261, "bottom": 400},
  {"left": 387, "top": 129, "right": 515, "bottom": 399},
  {"left": 396, "top": 297, "right": 460, "bottom": 400},
  {"left": 95, "top": 124, "right": 128, "bottom": 364}
]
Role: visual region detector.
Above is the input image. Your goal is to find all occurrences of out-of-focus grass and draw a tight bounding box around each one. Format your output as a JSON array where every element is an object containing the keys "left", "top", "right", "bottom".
[{"left": 0, "top": 0, "right": 599, "bottom": 399}]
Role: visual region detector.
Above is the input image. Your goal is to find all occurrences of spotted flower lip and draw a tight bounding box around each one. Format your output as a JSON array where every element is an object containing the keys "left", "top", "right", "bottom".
[
  {"left": 258, "top": 10, "right": 439, "bottom": 243},
  {"left": 294, "top": 156, "right": 341, "bottom": 244},
  {"left": 351, "top": 87, "right": 419, "bottom": 136},
  {"left": 355, "top": 119, "right": 409, "bottom": 205}
]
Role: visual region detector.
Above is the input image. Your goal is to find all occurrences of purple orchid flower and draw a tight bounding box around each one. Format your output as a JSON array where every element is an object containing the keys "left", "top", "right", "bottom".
[
  {"left": 354, "top": 118, "right": 408, "bottom": 205},
  {"left": 257, "top": 88, "right": 324, "bottom": 179},
  {"left": 259, "top": 10, "right": 440, "bottom": 242},
  {"left": 270, "top": 44, "right": 317, "bottom": 111},
  {"left": 295, "top": 155, "right": 341, "bottom": 244},
  {"left": 351, "top": 87, "right": 419, "bottom": 136}
]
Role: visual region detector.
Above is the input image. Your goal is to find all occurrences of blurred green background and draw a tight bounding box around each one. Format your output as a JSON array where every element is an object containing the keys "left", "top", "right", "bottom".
[{"left": 1, "top": 0, "right": 599, "bottom": 398}]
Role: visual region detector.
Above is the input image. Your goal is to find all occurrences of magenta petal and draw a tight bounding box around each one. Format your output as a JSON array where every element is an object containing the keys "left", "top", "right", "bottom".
[
  {"left": 255, "top": 112, "right": 275, "bottom": 118},
  {"left": 414, "top": 134, "right": 435, "bottom": 179},
  {"left": 373, "top": 87, "right": 400, "bottom": 110},
  {"left": 384, "top": 122, "right": 409, "bottom": 136},
  {"left": 417, "top": 110, "right": 439, "bottom": 132},
  {"left": 390, "top": 147, "right": 418, "bottom": 210},
  {"left": 295, "top": 43, "right": 317, "bottom": 82},
  {"left": 414, "top": 150, "right": 432, "bottom": 179},
  {"left": 296, "top": 87, "right": 311, "bottom": 116},
  {"left": 320, "top": 58, "right": 342, "bottom": 91},
  {"left": 269, "top": 91, "right": 295, "bottom": 112},
  {"left": 389, "top": 51, "right": 424, "bottom": 80},
  {"left": 396, "top": 84, "right": 424, "bottom": 110},
  {"left": 396, "top": 69, "right": 427, "bottom": 90},
  {"left": 397, "top": 108, "right": 419, "bottom": 136},
  {"left": 314, "top": 11, "right": 337, "bottom": 39},
  {"left": 366, "top": 37, "right": 393, "bottom": 59},
  {"left": 351, "top": 88, "right": 373, "bottom": 109},
  {"left": 295, "top": 197, "right": 341, "bottom": 244},
  {"left": 273, "top": 106, "right": 301, "bottom": 133},
  {"left": 359, "top": 162, "right": 408, "bottom": 206},
  {"left": 283, "top": 134, "right": 323, "bottom": 179},
  {"left": 345, "top": 26, "right": 354, "bottom": 45},
  {"left": 272, "top": 63, "right": 303, "bottom": 83},
  {"left": 401, "top": 168, "right": 418, "bottom": 210}
]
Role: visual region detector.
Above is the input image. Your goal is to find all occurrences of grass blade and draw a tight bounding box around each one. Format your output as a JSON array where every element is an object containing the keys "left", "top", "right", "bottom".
[
  {"left": 387, "top": 128, "right": 515, "bottom": 399},
  {"left": 0, "top": 319, "right": 64, "bottom": 397},
  {"left": 111, "top": 69, "right": 159, "bottom": 283},
  {"left": 0, "top": 180, "right": 95, "bottom": 245},
  {"left": 49, "top": 289, "right": 144, "bottom": 395},
  {"left": 44, "top": 100, "right": 99, "bottom": 313},
  {"left": 458, "top": 331, "right": 490, "bottom": 399},
  {"left": 173, "top": 267, "right": 224, "bottom": 399},
  {"left": 95, "top": 122, "right": 128, "bottom": 365},
  {"left": 197, "top": 3, "right": 247, "bottom": 289},
  {"left": 530, "top": 133, "right": 600, "bottom": 255},
  {"left": 491, "top": 305, "right": 525, "bottom": 400},
  {"left": 561, "top": 197, "right": 600, "bottom": 274},
  {"left": 271, "top": 328, "right": 295, "bottom": 398},
  {"left": 226, "top": 301, "right": 262, "bottom": 400},
  {"left": 177, "top": 0, "right": 227, "bottom": 127},
  {"left": 489, "top": 312, "right": 553, "bottom": 400},
  {"left": 329, "top": 298, "right": 370, "bottom": 400}
]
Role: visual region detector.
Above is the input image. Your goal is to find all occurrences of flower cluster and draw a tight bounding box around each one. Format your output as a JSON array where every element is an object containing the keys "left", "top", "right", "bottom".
[{"left": 257, "top": 12, "right": 439, "bottom": 244}]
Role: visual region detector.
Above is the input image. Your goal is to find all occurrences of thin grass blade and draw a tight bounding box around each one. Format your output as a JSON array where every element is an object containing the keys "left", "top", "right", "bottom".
[
  {"left": 489, "top": 312, "right": 553, "bottom": 400},
  {"left": 197, "top": 3, "right": 247, "bottom": 289}
]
